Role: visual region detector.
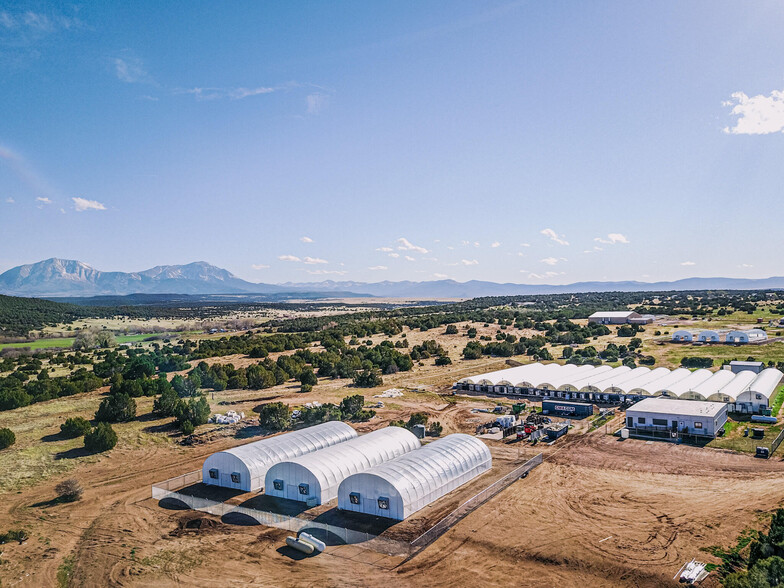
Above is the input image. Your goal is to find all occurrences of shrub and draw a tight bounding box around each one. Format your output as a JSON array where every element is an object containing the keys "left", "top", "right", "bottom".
[
  {"left": 444, "top": 324, "right": 458, "bottom": 335},
  {"left": 180, "top": 420, "right": 195, "bottom": 435},
  {"left": 0, "top": 427, "right": 15, "bottom": 449},
  {"left": 60, "top": 417, "right": 92, "bottom": 439},
  {"left": 428, "top": 421, "right": 443, "bottom": 437},
  {"left": 353, "top": 369, "right": 383, "bottom": 388},
  {"left": 300, "top": 383, "right": 313, "bottom": 393},
  {"left": 299, "top": 368, "right": 317, "bottom": 387},
  {"left": 84, "top": 423, "right": 117, "bottom": 453},
  {"left": 55, "top": 478, "right": 83, "bottom": 502},
  {"left": 256, "top": 402, "right": 290, "bottom": 432},
  {"left": 435, "top": 356, "right": 452, "bottom": 366}
]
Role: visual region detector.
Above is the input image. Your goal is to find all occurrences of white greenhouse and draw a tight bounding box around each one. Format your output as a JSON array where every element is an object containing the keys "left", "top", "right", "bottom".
[
  {"left": 672, "top": 330, "right": 694, "bottom": 342},
  {"left": 697, "top": 330, "right": 720, "bottom": 343},
  {"left": 264, "top": 426, "right": 421, "bottom": 505},
  {"left": 202, "top": 421, "right": 357, "bottom": 492},
  {"left": 726, "top": 329, "right": 768, "bottom": 344},
  {"left": 738, "top": 368, "right": 784, "bottom": 412},
  {"left": 336, "top": 434, "right": 492, "bottom": 521}
]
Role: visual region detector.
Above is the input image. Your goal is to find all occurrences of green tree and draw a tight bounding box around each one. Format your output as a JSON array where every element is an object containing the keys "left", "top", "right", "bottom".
[
  {"left": 353, "top": 369, "right": 383, "bottom": 388},
  {"left": 84, "top": 423, "right": 118, "bottom": 452},
  {"left": 153, "top": 386, "right": 180, "bottom": 417},
  {"left": 299, "top": 368, "right": 318, "bottom": 387},
  {"left": 60, "top": 417, "right": 92, "bottom": 438},
  {"left": 95, "top": 393, "right": 136, "bottom": 423},
  {"left": 256, "top": 402, "right": 290, "bottom": 432},
  {"left": 445, "top": 324, "right": 458, "bottom": 335},
  {"left": 0, "top": 427, "right": 15, "bottom": 449}
]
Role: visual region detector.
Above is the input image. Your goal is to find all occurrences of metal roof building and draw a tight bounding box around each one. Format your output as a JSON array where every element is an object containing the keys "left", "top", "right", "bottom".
[
  {"left": 336, "top": 434, "right": 492, "bottom": 521},
  {"left": 264, "top": 427, "right": 421, "bottom": 505},
  {"left": 697, "top": 330, "right": 721, "bottom": 343},
  {"left": 738, "top": 368, "right": 784, "bottom": 412},
  {"left": 626, "top": 398, "right": 729, "bottom": 440},
  {"left": 202, "top": 421, "right": 357, "bottom": 492}
]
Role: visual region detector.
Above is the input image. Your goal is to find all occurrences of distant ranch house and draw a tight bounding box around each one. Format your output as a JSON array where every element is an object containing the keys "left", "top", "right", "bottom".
[{"left": 588, "top": 311, "right": 653, "bottom": 325}]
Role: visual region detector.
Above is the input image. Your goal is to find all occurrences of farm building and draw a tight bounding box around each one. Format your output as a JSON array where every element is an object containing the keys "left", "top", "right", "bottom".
[
  {"left": 264, "top": 427, "right": 420, "bottom": 505},
  {"left": 202, "top": 421, "right": 357, "bottom": 492},
  {"left": 455, "top": 362, "right": 782, "bottom": 412},
  {"left": 541, "top": 399, "right": 594, "bottom": 418},
  {"left": 729, "top": 361, "right": 765, "bottom": 374},
  {"left": 672, "top": 330, "right": 694, "bottom": 342},
  {"left": 625, "top": 398, "right": 728, "bottom": 441},
  {"left": 726, "top": 329, "right": 768, "bottom": 343},
  {"left": 588, "top": 311, "right": 653, "bottom": 325},
  {"left": 738, "top": 368, "right": 783, "bottom": 413},
  {"left": 697, "top": 330, "right": 721, "bottom": 343},
  {"left": 336, "top": 434, "right": 492, "bottom": 521}
]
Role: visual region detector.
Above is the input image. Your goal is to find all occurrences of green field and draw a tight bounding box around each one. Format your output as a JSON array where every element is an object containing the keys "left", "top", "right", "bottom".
[{"left": 0, "top": 333, "right": 168, "bottom": 351}]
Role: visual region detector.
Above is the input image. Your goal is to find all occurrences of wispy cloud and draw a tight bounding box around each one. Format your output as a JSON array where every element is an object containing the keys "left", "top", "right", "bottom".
[
  {"left": 397, "top": 237, "right": 429, "bottom": 254},
  {"left": 303, "top": 256, "right": 327, "bottom": 265},
  {"left": 4, "top": 197, "right": 14, "bottom": 203},
  {"left": 540, "top": 228, "right": 569, "bottom": 246},
  {"left": 306, "top": 92, "right": 329, "bottom": 115},
  {"left": 433, "top": 273, "right": 448, "bottom": 279},
  {"left": 251, "top": 264, "right": 270, "bottom": 270},
  {"left": 490, "top": 241, "right": 501, "bottom": 248},
  {"left": 368, "top": 265, "right": 387, "bottom": 271},
  {"left": 527, "top": 271, "right": 563, "bottom": 279},
  {"left": 177, "top": 85, "right": 278, "bottom": 101},
  {"left": 460, "top": 259, "right": 479, "bottom": 266},
  {"left": 113, "top": 56, "right": 153, "bottom": 84},
  {"left": 738, "top": 263, "right": 754, "bottom": 268},
  {"left": 36, "top": 196, "right": 52, "bottom": 205},
  {"left": 278, "top": 254, "right": 301, "bottom": 262},
  {"left": 388, "top": 253, "right": 400, "bottom": 258},
  {"left": 300, "top": 236, "right": 313, "bottom": 243},
  {"left": 72, "top": 197, "right": 106, "bottom": 212},
  {"left": 594, "top": 233, "right": 629, "bottom": 245},
  {"left": 404, "top": 255, "right": 415, "bottom": 262},
  {"left": 723, "top": 89, "right": 784, "bottom": 135},
  {"left": 680, "top": 261, "right": 696, "bottom": 266},
  {"left": 541, "top": 257, "right": 567, "bottom": 266},
  {"left": 376, "top": 246, "right": 393, "bottom": 252}
]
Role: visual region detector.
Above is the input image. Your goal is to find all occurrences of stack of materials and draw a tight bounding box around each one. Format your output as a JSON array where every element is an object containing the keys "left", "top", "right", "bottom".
[
  {"left": 285, "top": 531, "right": 326, "bottom": 555},
  {"left": 208, "top": 410, "right": 244, "bottom": 424}
]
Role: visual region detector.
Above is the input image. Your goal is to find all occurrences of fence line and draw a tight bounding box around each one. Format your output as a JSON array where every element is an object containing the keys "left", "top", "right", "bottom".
[
  {"left": 769, "top": 428, "right": 784, "bottom": 457},
  {"left": 409, "top": 453, "right": 543, "bottom": 550},
  {"left": 151, "top": 453, "right": 544, "bottom": 560}
]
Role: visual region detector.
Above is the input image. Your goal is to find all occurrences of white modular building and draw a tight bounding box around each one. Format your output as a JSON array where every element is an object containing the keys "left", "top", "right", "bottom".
[
  {"left": 264, "top": 426, "right": 421, "bottom": 505},
  {"left": 336, "top": 434, "right": 492, "bottom": 521},
  {"left": 625, "top": 397, "right": 729, "bottom": 440},
  {"left": 202, "top": 421, "right": 357, "bottom": 492}
]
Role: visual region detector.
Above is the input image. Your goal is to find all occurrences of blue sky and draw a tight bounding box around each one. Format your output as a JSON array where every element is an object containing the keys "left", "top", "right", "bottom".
[{"left": 1, "top": 1, "right": 783, "bottom": 285}]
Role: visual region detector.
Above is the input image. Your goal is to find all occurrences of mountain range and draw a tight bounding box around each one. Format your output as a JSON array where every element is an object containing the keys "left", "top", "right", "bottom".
[{"left": 1, "top": 258, "right": 783, "bottom": 299}]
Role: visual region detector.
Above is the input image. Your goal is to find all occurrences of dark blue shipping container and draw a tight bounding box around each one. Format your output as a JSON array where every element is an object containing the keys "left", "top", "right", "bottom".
[{"left": 541, "top": 400, "right": 593, "bottom": 418}]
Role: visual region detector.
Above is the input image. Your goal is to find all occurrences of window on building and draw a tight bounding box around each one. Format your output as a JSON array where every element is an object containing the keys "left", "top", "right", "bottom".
[
  {"left": 230, "top": 472, "right": 241, "bottom": 484},
  {"left": 378, "top": 497, "right": 389, "bottom": 510},
  {"left": 694, "top": 422, "right": 703, "bottom": 429},
  {"left": 298, "top": 483, "right": 309, "bottom": 495},
  {"left": 273, "top": 479, "right": 284, "bottom": 491},
  {"left": 208, "top": 469, "right": 219, "bottom": 479},
  {"left": 349, "top": 492, "right": 360, "bottom": 505},
  {"left": 638, "top": 417, "right": 646, "bottom": 424},
  {"left": 652, "top": 418, "right": 667, "bottom": 426}
]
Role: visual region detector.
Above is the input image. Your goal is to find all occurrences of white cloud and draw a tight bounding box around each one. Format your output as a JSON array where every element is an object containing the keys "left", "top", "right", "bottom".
[
  {"left": 527, "top": 271, "right": 563, "bottom": 279},
  {"left": 473, "top": 241, "right": 480, "bottom": 247},
  {"left": 541, "top": 257, "right": 567, "bottom": 266},
  {"left": 251, "top": 264, "right": 270, "bottom": 270},
  {"left": 540, "top": 228, "right": 569, "bottom": 246},
  {"left": 423, "top": 257, "right": 438, "bottom": 262},
  {"left": 404, "top": 255, "right": 415, "bottom": 262},
  {"left": 368, "top": 265, "right": 387, "bottom": 271},
  {"left": 278, "top": 254, "right": 301, "bottom": 262},
  {"left": 520, "top": 243, "right": 531, "bottom": 247},
  {"left": 300, "top": 236, "right": 313, "bottom": 243},
  {"left": 303, "top": 256, "right": 327, "bottom": 264},
  {"left": 376, "top": 246, "right": 393, "bottom": 252},
  {"left": 594, "top": 233, "right": 630, "bottom": 245},
  {"left": 306, "top": 269, "right": 347, "bottom": 275},
  {"left": 388, "top": 253, "right": 400, "bottom": 258},
  {"left": 491, "top": 241, "right": 500, "bottom": 248},
  {"left": 461, "top": 259, "right": 479, "bottom": 266},
  {"left": 396, "top": 237, "right": 428, "bottom": 254},
  {"left": 36, "top": 197, "right": 52, "bottom": 204},
  {"left": 739, "top": 263, "right": 754, "bottom": 268},
  {"left": 4, "top": 197, "right": 14, "bottom": 204},
  {"left": 516, "top": 252, "right": 525, "bottom": 257},
  {"left": 72, "top": 197, "right": 106, "bottom": 212},
  {"left": 680, "top": 261, "right": 696, "bottom": 266},
  {"left": 724, "top": 89, "right": 784, "bottom": 135},
  {"left": 113, "top": 56, "right": 152, "bottom": 84},
  {"left": 306, "top": 93, "right": 329, "bottom": 114},
  {"left": 433, "top": 273, "right": 448, "bottom": 279}
]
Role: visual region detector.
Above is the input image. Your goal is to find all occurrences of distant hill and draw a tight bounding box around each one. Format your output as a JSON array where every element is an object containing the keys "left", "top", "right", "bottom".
[{"left": 1, "top": 258, "right": 783, "bottom": 298}]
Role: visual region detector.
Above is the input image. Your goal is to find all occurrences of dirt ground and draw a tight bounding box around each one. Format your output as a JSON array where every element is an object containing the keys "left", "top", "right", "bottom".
[{"left": 4, "top": 322, "right": 784, "bottom": 587}]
